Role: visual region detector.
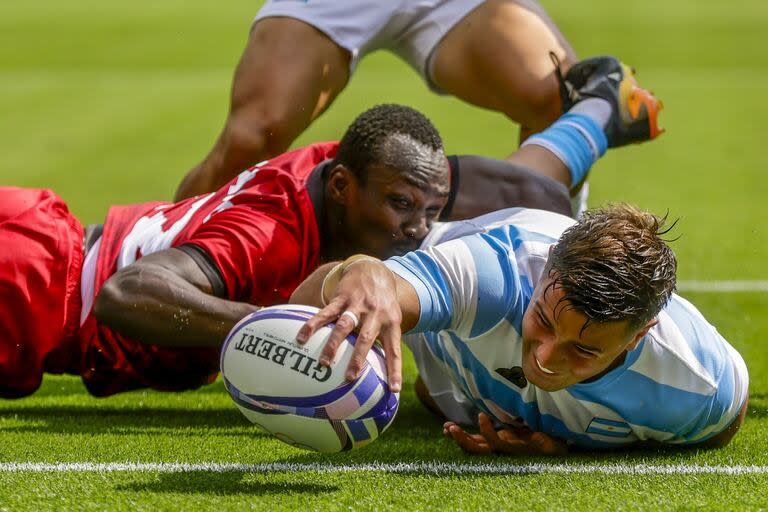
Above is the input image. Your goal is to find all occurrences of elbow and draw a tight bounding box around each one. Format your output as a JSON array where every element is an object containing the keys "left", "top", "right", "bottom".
[
  {"left": 93, "top": 276, "right": 122, "bottom": 326},
  {"left": 691, "top": 429, "right": 739, "bottom": 450},
  {"left": 93, "top": 268, "right": 140, "bottom": 326},
  {"left": 690, "top": 397, "right": 749, "bottom": 450}
]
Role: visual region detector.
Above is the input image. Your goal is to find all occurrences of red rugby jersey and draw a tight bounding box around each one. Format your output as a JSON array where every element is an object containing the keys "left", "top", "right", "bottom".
[{"left": 78, "top": 142, "right": 337, "bottom": 396}]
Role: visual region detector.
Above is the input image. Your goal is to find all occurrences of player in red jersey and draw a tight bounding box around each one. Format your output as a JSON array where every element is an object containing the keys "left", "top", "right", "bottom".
[{"left": 0, "top": 104, "right": 572, "bottom": 398}]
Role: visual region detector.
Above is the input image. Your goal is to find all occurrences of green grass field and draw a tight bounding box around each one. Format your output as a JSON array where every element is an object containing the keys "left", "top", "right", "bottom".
[{"left": 1, "top": 0, "right": 767, "bottom": 509}]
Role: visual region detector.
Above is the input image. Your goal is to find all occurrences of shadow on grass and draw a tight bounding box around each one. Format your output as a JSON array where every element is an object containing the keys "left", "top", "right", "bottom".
[
  {"left": 747, "top": 395, "right": 768, "bottom": 418},
  {"left": 0, "top": 405, "right": 253, "bottom": 435},
  {"left": 0, "top": 382, "right": 442, "bottom": 440},
  {"left": 116, "top": 471, "right": 339, "bottom": 496},
  {"left": 34, "top": 376, "right": 226, "bottom": 397},
  {"left": 2, "top": 381, "right": 759, "bottom": 464},
  {"left": 249, "top": 395, "right": 702, "bottom": 466}
]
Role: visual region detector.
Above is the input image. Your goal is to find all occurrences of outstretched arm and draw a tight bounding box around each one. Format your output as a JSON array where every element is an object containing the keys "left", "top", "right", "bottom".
[
  {"left": 94, "top": 248, "right": 259, "bottom": 347},
  {"left": 290, "top": 257, "right": 421, "bottom": 393},
  {"left": 446, "top": 153, "right": 572, "bottom": 221}
]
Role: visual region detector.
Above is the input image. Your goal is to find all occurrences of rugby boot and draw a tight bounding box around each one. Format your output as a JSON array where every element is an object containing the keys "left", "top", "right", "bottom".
[{"left": 554, "top": 54, "right": 664, "bottom": 147}]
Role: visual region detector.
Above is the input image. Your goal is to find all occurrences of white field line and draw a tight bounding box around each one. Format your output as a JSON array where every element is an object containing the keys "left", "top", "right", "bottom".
[
  {"left": 677, "top": 280, "right": 768, "bottom": 293},
  {"left": 0, "top": 462, "right": 767, "bottom": 475}
]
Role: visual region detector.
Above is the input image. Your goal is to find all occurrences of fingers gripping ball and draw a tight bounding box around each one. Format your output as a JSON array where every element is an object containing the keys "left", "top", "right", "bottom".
[{"left": 220, "top": 305, "right": 399, "bottom": 453}]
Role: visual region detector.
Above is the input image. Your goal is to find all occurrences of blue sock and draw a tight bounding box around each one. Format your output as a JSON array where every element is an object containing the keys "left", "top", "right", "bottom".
[{"left": 521, "top": 112, "right": 608, "bottom": 189}]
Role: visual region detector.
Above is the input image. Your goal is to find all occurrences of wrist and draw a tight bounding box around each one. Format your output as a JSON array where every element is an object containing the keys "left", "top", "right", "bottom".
[{"left": 320, "top": 254, "right": 382, "bottom": 305}]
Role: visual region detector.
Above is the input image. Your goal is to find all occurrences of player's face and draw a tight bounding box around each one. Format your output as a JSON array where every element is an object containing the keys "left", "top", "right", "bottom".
[
  {"left": 520, "top": 276, "right": 642, "bottom": 391},
  {"left": 345, "top": 162, "right": 449, "bottom": 259}
]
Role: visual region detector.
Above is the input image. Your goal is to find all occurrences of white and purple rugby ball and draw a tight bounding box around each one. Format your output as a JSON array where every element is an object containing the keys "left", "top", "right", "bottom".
[{"left": 220, "top": 304, "right": 399, "bottom": 453}]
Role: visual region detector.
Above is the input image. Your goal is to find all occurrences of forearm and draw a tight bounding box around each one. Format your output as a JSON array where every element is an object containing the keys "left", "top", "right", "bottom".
[
  {"left": 291, "top": 257, "right": 420, "bottom": 332},
  {"left": 447, "top": 155, "right": 572, "bottom": 221},
  {"left": 289, "top": 262, "right": 340, "bottom": 307},
  {"left": 94, "top": 262, "right": 258, "bottom": 347}
]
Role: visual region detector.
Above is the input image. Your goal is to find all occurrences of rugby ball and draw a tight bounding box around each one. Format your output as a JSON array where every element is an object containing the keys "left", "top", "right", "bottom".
[{"left": 220, "top": 304, "right": 399, "bottom": 452}]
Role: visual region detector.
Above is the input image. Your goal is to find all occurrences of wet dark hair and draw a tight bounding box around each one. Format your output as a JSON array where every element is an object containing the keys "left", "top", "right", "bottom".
[
  {"left": 547, "top": 203, "right": 678, "bottom": 332},
  {"left": 332, "top": 104, "right": 445, "bottom": 187}
]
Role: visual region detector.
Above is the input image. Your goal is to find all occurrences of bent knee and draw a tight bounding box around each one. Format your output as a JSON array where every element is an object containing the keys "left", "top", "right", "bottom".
[
  {"left": 221, "top": 109, "right": 300, "bottom": 165},
  {"left": 512, "top": 78, "right": 567, "bottom": 131},
  {"left": 179, "top": 110, "right": 300, "bottom": 198}
]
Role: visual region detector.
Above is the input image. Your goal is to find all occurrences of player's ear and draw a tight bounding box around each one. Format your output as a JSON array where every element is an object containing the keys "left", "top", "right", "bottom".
[
  {"left": 327, "top": 164, "right": 357, "bottom": 204},
  {"left": 627, "top": 318, "right": 658, "bottom": 350}
]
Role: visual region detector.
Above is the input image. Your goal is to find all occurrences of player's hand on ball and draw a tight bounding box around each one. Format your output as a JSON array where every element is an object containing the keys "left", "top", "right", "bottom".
[
  {"left": 443, "top": 413, "right": 567, "bottom": 456},
  {"left": 296, "top": 258, "right": 403, "bottom": 393}
]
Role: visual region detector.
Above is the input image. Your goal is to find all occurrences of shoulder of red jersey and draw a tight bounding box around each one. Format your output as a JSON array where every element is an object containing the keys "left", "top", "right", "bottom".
[
  {"left": 94, "top": 142, "right": 335, "bottom": 295},
  {"left": 249, "top": 141, "right": 339, "bottom": 182}
]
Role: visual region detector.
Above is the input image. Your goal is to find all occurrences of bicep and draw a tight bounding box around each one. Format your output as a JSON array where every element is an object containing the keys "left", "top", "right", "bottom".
[
  {"left": 106, "top": 248, "right": 216, "bottom": 296},
  {"left": 94, "top": 248, "right": 219, "bottom": 329},
  {"left": 388, "top": 234, "right": 515, "bottom": 335}
]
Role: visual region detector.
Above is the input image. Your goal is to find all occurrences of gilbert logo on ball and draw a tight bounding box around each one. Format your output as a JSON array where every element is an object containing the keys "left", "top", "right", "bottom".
[{"left": 220, "top": 304, "right": 399, "bottom": 453}]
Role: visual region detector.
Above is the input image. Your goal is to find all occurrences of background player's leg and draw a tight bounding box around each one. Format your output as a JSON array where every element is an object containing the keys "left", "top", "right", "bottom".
[
  {"left": 430, "top": 0, "right": 576, "bottom": 142},
  {"left": 176, "top": 17, "right": 351, "bottom": 200}
]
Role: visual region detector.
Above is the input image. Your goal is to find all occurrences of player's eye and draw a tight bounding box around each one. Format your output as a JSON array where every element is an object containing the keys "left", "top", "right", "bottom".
[
  {"left": 426, "top": 206, "right": 442, "bottom": 218},
  {"left": 574, "top": 345, "right": 599, "bottom": 358},
  {"left": 390, "top": 196, "right": 412, "bottom": 211},
  {"left": 536, "top": 311, "right": 552, "bottom": 330}
]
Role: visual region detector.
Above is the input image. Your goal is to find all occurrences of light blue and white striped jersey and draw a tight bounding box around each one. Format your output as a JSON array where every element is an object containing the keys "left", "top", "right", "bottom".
[{"left": 387, "top": 208, "right": 749, "bottom": 447}]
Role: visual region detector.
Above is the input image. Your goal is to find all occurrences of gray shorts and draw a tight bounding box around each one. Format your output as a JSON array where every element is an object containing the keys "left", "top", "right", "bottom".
[{"left": 254, "top": 0, "right": 485, "bottom": 91}]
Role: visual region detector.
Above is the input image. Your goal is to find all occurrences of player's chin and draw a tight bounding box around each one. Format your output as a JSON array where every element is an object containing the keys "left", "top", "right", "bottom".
[
  {"left": 530, "top": 378, "right": 568, "bottom": 392},
  {"left": 359, "top": 244, "right": 393, "bottom": 260},
  {"left": 390, "top": 242, "right": 420, "bottom": 257},
  {"left": 528, "top": 375, "right": 568, "bottom": 392}
]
